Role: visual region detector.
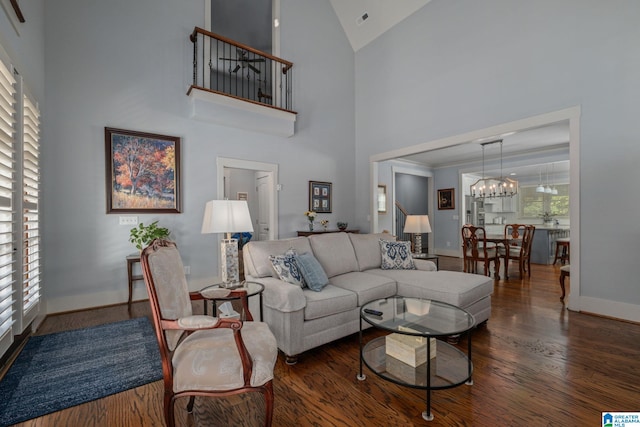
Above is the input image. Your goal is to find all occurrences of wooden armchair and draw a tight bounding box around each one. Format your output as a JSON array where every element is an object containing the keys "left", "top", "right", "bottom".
[
  {"left": 461, "top": 225, "right": 500, "bottom": 278},
  {"left": 140, "top": 239, "right": 277, "bottom": 427}
]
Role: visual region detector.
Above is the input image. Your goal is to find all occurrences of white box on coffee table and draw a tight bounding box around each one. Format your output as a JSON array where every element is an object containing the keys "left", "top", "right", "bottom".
[{"left": 385, "top": 333, "right": 436, "bottom": 367}]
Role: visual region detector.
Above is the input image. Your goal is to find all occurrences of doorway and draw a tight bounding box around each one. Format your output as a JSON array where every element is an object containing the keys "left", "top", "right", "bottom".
[
  {"left": 370, "top": 107, "right": 581, "bottom": 311},
  {"left": 394, "top": 172, "right": 431, "bottom": 253},
  {"left": 217, "top": 158, "right": 279, "bottom": 241}
]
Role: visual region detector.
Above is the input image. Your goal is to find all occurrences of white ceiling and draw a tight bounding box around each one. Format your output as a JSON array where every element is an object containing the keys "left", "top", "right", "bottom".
[
  {"left": 399, "top": 122, "right": 571, "bottom": 180},
  {"left": 329, "top": 0, "right": 432, "bottom": 51},
  {"left": 403, "top": 122, "right": 569, "bottom": 166}
]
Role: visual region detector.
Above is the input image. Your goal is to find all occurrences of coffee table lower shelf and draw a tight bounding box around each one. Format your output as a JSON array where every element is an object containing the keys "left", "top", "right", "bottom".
[{"left": 358, "top": 335, "right": 473, "bottom": 421}]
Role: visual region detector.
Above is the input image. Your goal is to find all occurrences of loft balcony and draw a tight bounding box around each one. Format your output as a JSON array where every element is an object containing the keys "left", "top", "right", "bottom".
[{"left": 188, "top": 27, "right": 297, "bottom": 137}]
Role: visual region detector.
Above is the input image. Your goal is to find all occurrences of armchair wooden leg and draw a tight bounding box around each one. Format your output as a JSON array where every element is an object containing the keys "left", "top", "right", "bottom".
[
  {"left": 165, "top": 393, "right": 175, "bottom": 427},
  {"left": 264, "top": 380, "right": 274, "bottom": 427}
]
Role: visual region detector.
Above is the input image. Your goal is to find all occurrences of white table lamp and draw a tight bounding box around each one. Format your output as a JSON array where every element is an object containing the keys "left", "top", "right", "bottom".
[
  {"left": 202, "top": 200, "right": 254, "bottom": 285},
  {"left": 403, "top": 215, "right": 432, "bottom": 255}
]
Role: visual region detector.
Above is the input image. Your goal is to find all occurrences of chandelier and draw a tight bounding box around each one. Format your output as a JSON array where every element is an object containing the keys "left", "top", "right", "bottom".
[{"left": 470, "top": 139, "right": 518, "bottom": 199}]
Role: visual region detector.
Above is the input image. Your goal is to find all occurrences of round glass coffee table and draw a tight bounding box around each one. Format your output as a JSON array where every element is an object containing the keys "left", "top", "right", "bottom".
[{"left": 357, "top": 296, "right": 475, "bottom": 421}]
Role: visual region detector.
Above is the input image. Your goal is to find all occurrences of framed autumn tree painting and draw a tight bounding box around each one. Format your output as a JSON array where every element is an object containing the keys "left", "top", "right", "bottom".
[{"left": 105, "top": 127, "right": 181, "bottom": 213}]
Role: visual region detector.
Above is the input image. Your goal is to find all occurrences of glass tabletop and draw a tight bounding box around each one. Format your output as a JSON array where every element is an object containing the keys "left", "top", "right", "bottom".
[
  {"left": 361, "top": 297, "right": 475, "bottom": 337},
  {"left": 199, "top": 281, "right": 264, "bottom": 299}
]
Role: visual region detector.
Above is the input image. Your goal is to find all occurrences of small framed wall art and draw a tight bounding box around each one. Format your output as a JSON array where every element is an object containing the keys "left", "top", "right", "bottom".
[
  {"left": 437, "top": 188, "right": 455, "bottom": 210},
  {"left": 309, "top": 181, "right": 332, "bottom": 213},
  {"left": 105, "top": 127, "right": 181, "bottom": 213}
]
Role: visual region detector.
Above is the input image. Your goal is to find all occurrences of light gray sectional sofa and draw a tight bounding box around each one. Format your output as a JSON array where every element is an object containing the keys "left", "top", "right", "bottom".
[{"left": 243, "top": 232, "right": 493, "bottom": 364}]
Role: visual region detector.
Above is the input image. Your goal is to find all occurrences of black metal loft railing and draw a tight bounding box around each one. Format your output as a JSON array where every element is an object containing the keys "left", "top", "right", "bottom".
[{"left": 189, "top": 27, "right": 294, "bottom": 112}]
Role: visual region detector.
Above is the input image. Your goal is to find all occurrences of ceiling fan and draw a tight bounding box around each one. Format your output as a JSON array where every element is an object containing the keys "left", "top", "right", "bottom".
[{"left": 219, "top": 49, "right": 266, "bottom": 74}]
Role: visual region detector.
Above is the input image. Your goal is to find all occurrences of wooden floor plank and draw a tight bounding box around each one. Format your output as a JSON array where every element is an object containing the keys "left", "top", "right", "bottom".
[{"left": 5, "top": 257, "right": 640, "bottom": 426}]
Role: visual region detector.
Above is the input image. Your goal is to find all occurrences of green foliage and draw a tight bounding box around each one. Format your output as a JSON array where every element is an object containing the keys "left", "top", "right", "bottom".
[{"left": 129, "top": 221, "right": 171, "bottom": 251}]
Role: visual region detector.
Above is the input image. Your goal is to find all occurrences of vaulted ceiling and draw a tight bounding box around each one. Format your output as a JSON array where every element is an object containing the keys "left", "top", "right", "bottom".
[{"left": 329, "top": 0, "right": 432, "bottom": 51}]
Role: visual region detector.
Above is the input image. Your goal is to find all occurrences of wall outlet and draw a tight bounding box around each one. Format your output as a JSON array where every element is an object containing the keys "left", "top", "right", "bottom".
[
  {"left": 446, "top": 241, "right": 451, "bottom": 247},
  {"left": 452, "top": 214, "right": 459, "bottom": 220},
  {"left": 183, "top": 266, "right": 191, "bottom": 275},
  {"left": 119, "top": 216, "right": 138, "bottom": 225}
]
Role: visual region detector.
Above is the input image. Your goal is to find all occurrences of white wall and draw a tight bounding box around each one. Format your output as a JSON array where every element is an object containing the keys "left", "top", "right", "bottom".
[
  {"left": 42, "top": 0, "right": 355, "bottom": 312},
  {"left": 355, "top": 0, "right": 640, "bottom": 319}
]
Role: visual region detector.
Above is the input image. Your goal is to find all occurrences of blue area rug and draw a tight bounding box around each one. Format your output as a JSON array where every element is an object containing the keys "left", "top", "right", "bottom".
[{"left": 0, "top": 317, "right": 163, "bottom": 426}]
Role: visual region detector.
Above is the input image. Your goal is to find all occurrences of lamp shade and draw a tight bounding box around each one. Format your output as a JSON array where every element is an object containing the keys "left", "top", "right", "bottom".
[
  {"left": 201, "top": 200, "right": 254, "bottom": 234},
  {"left": 403, "top": 215, "right": 432, "bottom": 234}
]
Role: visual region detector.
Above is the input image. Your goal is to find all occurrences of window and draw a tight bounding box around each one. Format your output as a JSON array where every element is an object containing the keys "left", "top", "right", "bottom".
[
  {"left": 0, "top": 47, "right": 42, "bottom": 358},
  {"left": 0, "top": 56, "right": 16, "bottom": 356},
  {"left": 22, "top": 93, "right": 41, "bottom": 316},
  {"left": 519, "top": 184, "right": 570, "bottom": 218}
]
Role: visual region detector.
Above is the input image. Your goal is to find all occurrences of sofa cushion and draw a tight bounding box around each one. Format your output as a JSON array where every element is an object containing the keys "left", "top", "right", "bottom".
[
  {"left": 295, "top": 252, "right": 329, "bottom": 292},
  {"left": 329, "top": 271, "right": 397, "bottom": 306},
  {"left": 308, "top": 233, "right": 359, "bottom": 278},
  {"left": 269, "top": 249, "right": 306, "bottom": 288},
  {"left": 379, "top": 240, "right": 416, "bottom": 270},
  {"left": 379, "top": 269, "right": 493, "bottom": 308},
  {"left": 349, "top": 232, "right": 396, "bottom": 271},
  {"left": 244, "top": 237, "right": 312, "bottom": 278},
  {"left": 303, "top": 285, "right": 358, "bottom": 320}
]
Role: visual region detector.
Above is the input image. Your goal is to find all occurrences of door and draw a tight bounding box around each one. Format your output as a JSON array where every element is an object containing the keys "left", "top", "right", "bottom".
[{"left": 256, "top": 173, "right": 272, "bottom": 241}]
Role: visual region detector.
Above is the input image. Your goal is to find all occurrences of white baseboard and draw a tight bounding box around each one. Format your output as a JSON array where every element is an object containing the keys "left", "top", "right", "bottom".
[
  {"left": 46, "top": 276, "right": 221, "bottom": 314},
  {"left": 575, "top": 296, "right": 640, "bottom": 324}
]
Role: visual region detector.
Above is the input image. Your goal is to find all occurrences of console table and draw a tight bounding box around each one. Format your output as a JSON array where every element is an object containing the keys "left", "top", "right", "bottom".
[
  {"left": 126, "top": 254, "right": 143, "bottom": 306},
  {"left": 297, "top": 229, "right": 359, "bottom": 237}
]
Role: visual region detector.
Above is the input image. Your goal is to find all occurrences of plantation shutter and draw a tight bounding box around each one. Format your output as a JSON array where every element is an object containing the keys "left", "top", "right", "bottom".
[
  {"left": 22, "top": 94, "right": 40, "bottom": 318},
  {"left": 0, "top": 58, "right": 16, "bottom": 355}
]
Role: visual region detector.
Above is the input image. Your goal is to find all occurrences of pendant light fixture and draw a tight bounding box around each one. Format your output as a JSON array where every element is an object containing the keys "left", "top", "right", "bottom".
[
  {"left": 470, "top": 139, "right": 518, "bottom": 199},
  {"left": 551, "top": 163, "right": 558, "bottom": 195},
  {"left": 536, "top": 168, "right": 545, "bottom": 193},
  {"left": 544, "top": 164, "right": 553, "bottom": 194}
]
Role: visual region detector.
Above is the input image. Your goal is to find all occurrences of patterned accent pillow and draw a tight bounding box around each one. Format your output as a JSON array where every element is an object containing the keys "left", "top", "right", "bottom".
[
  {"left": 269, "top": 248, "right": 306, "bottom": 288},
  {"left": 379, "top": 240, "right": 417, "bottom": 270}
]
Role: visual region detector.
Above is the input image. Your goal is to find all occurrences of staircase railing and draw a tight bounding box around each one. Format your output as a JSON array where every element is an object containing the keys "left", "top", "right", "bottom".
[
  {"left": 395, "top": 201, "right": 412, "bottom": 245},
  {"left": 189, "top": 27, "right": 294, "bottom": 112}
]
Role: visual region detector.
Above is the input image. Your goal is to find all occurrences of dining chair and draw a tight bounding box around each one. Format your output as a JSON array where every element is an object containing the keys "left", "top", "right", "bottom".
[
  {"left": 140, "top": 239, "right": 277, "bottom": 427},
  {"left": 500, "top": 225, "right": 535, "bottom": 279},
  {"left": 461, "top": 225, "right": 501, "bottom": 279}
]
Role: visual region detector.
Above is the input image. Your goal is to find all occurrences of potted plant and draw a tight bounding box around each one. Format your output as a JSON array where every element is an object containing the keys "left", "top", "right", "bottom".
[
  {"left": 540, "top": 211, "right": 555, "bottom": 227},
  {"left": 129, "top": 221, "right": 171, "bottom": 251}
]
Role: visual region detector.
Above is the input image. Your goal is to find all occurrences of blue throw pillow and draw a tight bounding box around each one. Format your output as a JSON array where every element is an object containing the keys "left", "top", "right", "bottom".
[
  {"left": 295, "top": 252, "right": 329, "bottom": 292},
  {"left": 269, "top": 248, "right": 306, "bottom": 288},
  {"left": 379, "top": 239, "right": 416, "bottom": 270}
]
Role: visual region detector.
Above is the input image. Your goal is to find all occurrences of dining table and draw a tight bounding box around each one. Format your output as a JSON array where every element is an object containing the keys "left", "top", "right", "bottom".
[{"left": 485, "top": 234, "right": 522, "bottom": 280}]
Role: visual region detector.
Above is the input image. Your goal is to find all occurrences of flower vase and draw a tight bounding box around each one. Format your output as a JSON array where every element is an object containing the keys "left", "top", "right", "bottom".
[{"left": 308, "top": 222, "right": 314, "bottom": 231}]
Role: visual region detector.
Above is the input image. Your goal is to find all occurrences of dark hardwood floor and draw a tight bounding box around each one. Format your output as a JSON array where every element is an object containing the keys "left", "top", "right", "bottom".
[{"left": 7, "top": 258, "right": 640, "bottom": 426}]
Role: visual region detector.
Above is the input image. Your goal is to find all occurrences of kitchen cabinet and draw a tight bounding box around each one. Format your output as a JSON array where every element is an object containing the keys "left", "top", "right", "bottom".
[
  {"left": 482, "top": 195, "right": 518, "bottom": 213},
  {"left": 530, "top": 228, "right": 570, "bottom": 264},
  {"left": 500, "top": 195, "right": 517, "bottom": 213},
  {"left": 484, "top": 224, "right": 504, "bottom": 234}
]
